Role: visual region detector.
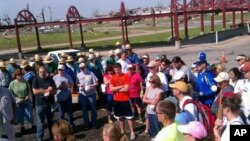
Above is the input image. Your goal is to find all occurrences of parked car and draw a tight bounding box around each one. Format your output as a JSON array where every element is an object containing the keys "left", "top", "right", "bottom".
[
  {"left": 29, "top": 49, "right": 81, "bottom": 66},
  {"left": 48, "top": 49, "right": 81, "bottom": 64}
]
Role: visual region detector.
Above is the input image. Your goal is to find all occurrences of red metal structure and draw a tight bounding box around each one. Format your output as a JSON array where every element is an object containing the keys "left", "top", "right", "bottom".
[
  {"left": 8, "top": 0, "right": 250, "bottom": 56},
  {"left": 14, "top": 10, "right": 42, "bottom": 57},
  {"left": 170, "top": 0, "right": 250, "bottom": 40},
  {"left": 66, "top": 6, "right": 84, "bottom": 49}
]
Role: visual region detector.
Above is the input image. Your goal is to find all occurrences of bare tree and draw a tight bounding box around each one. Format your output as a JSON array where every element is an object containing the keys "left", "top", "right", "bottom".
[
  {"left": 92, "top": 9, "right": 100, "bottom": 17},
  {"left": 3, "top": 14, "right": 11, "bottom": 25},
  {"left": 48, "top": 6, "right": 52, "bottom": 21}
]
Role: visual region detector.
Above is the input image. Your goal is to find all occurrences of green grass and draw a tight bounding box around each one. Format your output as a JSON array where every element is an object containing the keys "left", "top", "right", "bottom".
[
  {"left": 0, "top": 14, "right": 247, "bottom": 52},
  {"left": 22, "top": 22, "right": 242, "bottom": 55},
  {"left": 0, "top": 30, "right": 121, "bottom": 49}
]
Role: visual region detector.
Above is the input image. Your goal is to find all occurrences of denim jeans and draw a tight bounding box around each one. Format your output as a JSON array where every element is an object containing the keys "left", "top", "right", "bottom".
[
  {"left": 79, "top": 94, "right": 97, "bottom": 127},
  {"left": 35, "top": 105, "right": 53, "bottom": 140},
  {"left": 106, "top": 94, "right": 113, "bottom": 113},
  {"left": 16, "top": 102, "right": 34, "bottom": 125},
  {"left": 57, "top": 96, "right": 74, "bottom": 126},
  {"left": 148, "top": 114, "right": 160, "bottom": 138}
]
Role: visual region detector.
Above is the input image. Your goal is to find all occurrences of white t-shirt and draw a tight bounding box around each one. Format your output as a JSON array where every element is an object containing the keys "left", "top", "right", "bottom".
[
  {"left": 221, "top": 116, "right": 243, "bottom": 141},
  {"left": 117, "top": 58, "right": 131, "bottom": 73},
  {"left": 241, "top": 79, "right": 250, "bottom": 124},
  {"left": 146, "top": 72, "right": 168, "bottom": 91},
  {"left": 179, "top": 96, "right": 198, "bottom": 121},
  {"left": 229, "top": 79, "right": 245, "bottom": 94}
]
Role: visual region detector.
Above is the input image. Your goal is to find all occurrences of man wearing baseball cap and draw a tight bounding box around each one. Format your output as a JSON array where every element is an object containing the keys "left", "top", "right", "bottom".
[
  {"left": 76, "top": 62, "right": 99, "bottom": 129},
  {"left": 169, "top": 81, "right": 198, "bottom": 121},
  {"left": 194, "top": 59, "right": 217, "bottom": 107}
]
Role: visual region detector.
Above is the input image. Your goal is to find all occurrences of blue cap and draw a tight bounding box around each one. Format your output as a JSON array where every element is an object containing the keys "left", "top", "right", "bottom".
[
  {"left": 198, "top": 52, "right": 206, "bottom": 61},
  {"left": 194, "top": 60, "right": 207, "bottom": 66},
  {"left": 175, "top": 111, "right": 195, "bottom": 125}
]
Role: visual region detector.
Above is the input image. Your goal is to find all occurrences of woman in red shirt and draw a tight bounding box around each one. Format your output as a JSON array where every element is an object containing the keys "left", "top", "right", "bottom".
[
  {"left": 127, "top": 64, "right": 143, "bottom": 123},
  {"left": 103, "top": 66, "right": 115, "bottom": 123}
]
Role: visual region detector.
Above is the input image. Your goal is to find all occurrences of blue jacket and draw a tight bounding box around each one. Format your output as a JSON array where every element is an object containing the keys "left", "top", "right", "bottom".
[
  {"left": 127, "top": 52, "right": 140, "bottom": 64},
  {"left": 194, "top": 70, "right": 217, "bottom": 106}
]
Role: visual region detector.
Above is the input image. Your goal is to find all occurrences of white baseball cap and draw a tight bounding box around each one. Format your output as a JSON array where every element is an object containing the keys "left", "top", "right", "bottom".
[
  {"left": 214, "top": 72, "right": 230, "bottom": 82},
  {"left": 57, "top": 64, "right": 65, "bottom": 70}
]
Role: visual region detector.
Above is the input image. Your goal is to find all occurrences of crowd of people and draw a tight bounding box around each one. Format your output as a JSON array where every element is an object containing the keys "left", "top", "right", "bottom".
[{"left": 0, "top": 41, "right": 250, "bottom": 141}]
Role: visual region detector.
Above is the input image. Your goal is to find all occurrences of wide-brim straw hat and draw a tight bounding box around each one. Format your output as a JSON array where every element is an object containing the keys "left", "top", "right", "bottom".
[
  {"left": 9, "top": 58, "right": 16, "bottom": 64},
  {"left": 77, "top": 57, "right": 85, "bottom": 63},
  {"left": 88, "top": 54, "right": 95, "bottom": 60},
  {"left": 60, "top": 52, "right": 68, "bottom": 58},
  {"left": 66, "top": 56, "right": 74, "bottom": 62},
  {"left": 109, "top": 50, "right": 115, "bottom": 56},
  {"left": 116, "top": 41, "right": 121, "bottom": 46},
  {"left": 95, "top": 52, "right": 102, "bottom": 58},
  {"left": 0, "top": 61, "right": 6, "bottom": 68},
  {"left": 43, "top": 56, "right": 54, "bottom": 64},
  {"left": 34, "top": 54, "right": 42, "bottom": 62},
  {"left": 125, "top": 44, "right": 132, "bottom": 50},
  {"left": 89, "top": 48, "right": 95, "bottom": 54},
  {"left": 77, "top": 52, "right": 85, "bottom": 57},
  {"left": 20, "top": 60, "right": 29, "bottom": 69},
  {"left": 59, "top": 58, "right": 66, "bottom": 64}
]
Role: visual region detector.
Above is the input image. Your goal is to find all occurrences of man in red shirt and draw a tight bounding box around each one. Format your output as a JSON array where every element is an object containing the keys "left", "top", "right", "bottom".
[{"left": 110, "top": 63, "right": 135, "bottom": 140}]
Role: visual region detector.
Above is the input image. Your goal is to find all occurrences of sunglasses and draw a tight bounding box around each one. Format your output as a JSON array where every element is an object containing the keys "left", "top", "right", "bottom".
[
  {"left": 149, "top": 67, "right": 154, "bottom": 69},
  {"left": 58, "top": 69, "right": 64, "bottom": 71},
  {"left": 236, "top": 59, "right": 242, "bottom": 62}
]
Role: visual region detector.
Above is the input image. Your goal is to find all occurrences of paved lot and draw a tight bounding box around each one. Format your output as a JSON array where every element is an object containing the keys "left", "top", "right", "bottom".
[
  {"left": 15, "top": 104, "right": 150, "bottom": 141},
  {"left": 3, "top": 35, "right": 250, "bottom": 141}
]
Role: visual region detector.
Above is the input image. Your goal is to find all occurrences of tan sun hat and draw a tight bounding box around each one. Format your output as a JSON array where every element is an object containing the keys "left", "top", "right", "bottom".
[
  {"left": 9, "top": 58, "right": 16, "bottom": 64},
  {"left": 95, "top": 52, "right": 102, "bottom": 58},
  {"left": 88, "top": 54, "right": 95, "bottom": 60},
  {"left": 125, "top": 44, "right": 132, "bottom": 50},
  {"left": 34, "top": 54, "right": 42, "bottom": 62},
  {"left": 77, "top": 52, "right": 85, "bottom": 57},
  {"left": 89, "top": 48, "right": 95, "bottom": 54},
  {"left": 77, "top": 57, "right": 85, "bottom": 63},
  {"left": 43, "top": 56, "right": 54, "bottom": 64},
  {"left": 114, "top": 49, "right": 122, "bottom": 55},
  {"left": 66, "top": 56, "right": 74, "bottom": 62},
  {"left": 60, "top": 52, "right": 68, "bottom": 58},
  {"left": 0, "top": 61, "right": 6, "bottom": 68},
  {"left": 59, "top": 58, "right": 66, "bottom": 64},
  {"left": 109, "top": 50, "right": 115, "bottom": 56},
  {"left": 116, "top": 41, "right": 121, "bottom": 46},
  {"left": 20, "top": 59, "right": 29, "bottom": 69}
]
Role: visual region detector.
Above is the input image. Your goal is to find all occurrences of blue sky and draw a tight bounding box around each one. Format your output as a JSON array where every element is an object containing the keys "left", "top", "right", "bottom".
[{"left": 1, "top": 0, "right": 169, "bottom": 23}]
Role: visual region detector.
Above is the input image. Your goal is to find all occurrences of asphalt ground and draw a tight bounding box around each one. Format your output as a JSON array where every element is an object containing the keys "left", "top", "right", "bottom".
[{"left": 15, "top": 102, "right": 150, "bottom": 141}]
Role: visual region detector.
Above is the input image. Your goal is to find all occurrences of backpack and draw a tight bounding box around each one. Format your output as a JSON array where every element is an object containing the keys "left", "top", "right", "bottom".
[{"left": 182, "top": 99, "right": 215, "bottom": 133}]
